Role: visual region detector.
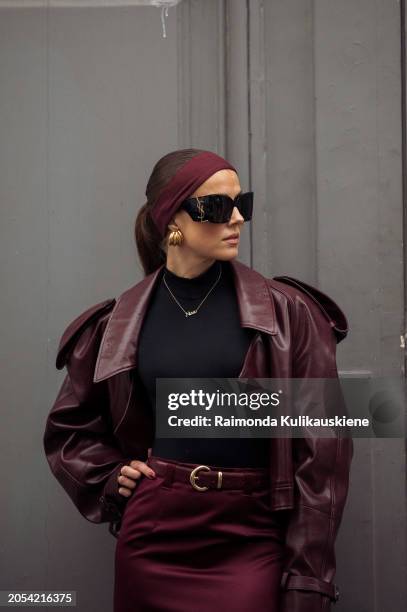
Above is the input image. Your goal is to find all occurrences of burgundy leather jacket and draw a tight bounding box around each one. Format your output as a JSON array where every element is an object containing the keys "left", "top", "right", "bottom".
[{"left": 43, "top": 258, "right": 353, "bottom": 612}]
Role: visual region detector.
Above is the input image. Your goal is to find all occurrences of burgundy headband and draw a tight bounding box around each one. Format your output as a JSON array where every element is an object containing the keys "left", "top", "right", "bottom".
[{"left": 149, "top": 150, "right": 238, "bottom": 238}]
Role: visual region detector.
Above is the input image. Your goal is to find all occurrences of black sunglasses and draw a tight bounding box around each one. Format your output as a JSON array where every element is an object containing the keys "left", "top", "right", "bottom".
[{"left": 180, "top": 191, "right": 253, "bottom": 223}]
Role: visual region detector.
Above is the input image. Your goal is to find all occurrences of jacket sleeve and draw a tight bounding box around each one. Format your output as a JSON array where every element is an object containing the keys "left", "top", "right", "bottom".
[
  {"left": 43, "top": 298, "right": 134, "bottom": 536},
  {"left": 274, "top": 277, "right": 354, "bottom": 612}
]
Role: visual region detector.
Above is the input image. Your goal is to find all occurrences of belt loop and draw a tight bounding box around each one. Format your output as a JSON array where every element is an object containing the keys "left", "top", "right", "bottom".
[
  {"left": 280, "top": 571, "right": 290, "bottom": 589},
  {"left": 162, "top": 462, "right": 175, "bottom": 488}
]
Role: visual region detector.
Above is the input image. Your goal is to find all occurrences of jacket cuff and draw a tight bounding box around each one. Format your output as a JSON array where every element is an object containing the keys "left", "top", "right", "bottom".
[
  {"left": 279, "top": 589, "right": 333, "bottom": 612},
  {"left": 279, "top": 572, "right": 339, "bottom": 611},
  {"left": 98, "top": 461, "right": 130, "bottom": 533}
]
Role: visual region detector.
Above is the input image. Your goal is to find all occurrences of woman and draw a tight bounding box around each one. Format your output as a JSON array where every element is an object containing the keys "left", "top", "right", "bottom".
[{"left": 43, "top": 148, "right": 353, "bottom": 612}]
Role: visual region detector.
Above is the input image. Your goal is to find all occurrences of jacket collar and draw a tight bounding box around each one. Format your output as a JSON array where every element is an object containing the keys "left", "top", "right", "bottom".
[{"left": 93, "top": 258, "right": 277, "bottom": 383}]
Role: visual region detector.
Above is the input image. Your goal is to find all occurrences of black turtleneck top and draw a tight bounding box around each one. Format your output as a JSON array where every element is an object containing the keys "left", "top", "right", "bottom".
[{"left": 136, "top": 258, "right": 270, "bottom": 467}]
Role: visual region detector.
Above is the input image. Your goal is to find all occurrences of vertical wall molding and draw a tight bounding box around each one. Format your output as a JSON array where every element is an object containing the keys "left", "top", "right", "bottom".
[
  {"left": 224, "top": 0, "right": 251, "bottom": 266},
  {"left": 176, "top": 0, "right": 226, "bottom": 154}
]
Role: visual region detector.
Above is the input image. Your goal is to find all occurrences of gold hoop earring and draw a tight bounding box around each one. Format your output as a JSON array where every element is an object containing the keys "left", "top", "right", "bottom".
[{"left": 168, "top": 228, "right": 183, "bottom": 246}]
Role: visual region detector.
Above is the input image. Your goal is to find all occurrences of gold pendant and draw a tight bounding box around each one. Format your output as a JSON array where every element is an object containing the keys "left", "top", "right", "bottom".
[{"left": 185, "top": 310, "right": 198, "bottom": 317}]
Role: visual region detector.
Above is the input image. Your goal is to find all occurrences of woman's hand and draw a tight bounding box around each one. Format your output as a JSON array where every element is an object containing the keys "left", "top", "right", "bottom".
[{"left": 117, "top": 459, "right": 156, "bottom": 498}]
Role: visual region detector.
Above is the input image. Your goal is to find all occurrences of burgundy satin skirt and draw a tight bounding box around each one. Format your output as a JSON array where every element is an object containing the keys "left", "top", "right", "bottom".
[{"left": 114, "top": 455, "right": 286, "bottom": 612}]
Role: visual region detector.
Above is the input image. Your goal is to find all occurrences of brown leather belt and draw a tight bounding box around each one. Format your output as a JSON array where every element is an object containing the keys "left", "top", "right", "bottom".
[{"left": 148, "top": 456, "right": 269, "bottom": 493}]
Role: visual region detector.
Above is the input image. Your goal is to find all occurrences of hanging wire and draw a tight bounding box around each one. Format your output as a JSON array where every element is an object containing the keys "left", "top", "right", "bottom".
[
  {"left": 160, "top": 5, "right": 168, "bottom": 38},
  {"left": 150, "top": 0, "right": 180, "bottom": 38}
]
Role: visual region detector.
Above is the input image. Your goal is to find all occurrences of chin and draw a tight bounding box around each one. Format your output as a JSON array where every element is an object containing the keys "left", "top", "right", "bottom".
[{"left": 214, "top": 250, "right": 239, "bottom": 261}]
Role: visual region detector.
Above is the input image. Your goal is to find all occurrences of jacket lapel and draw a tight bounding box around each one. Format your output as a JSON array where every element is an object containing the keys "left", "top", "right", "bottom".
[{"left": 93, "top": 258, "right": 277, "bottom": 383}]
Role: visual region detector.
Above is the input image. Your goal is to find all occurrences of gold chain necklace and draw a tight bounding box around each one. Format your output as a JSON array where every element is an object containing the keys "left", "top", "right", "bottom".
[{"left": 163, "top": 263, "right": 222, "bottom": 317}]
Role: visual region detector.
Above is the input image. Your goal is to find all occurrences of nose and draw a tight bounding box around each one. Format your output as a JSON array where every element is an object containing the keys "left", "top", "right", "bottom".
[{"left": 228, "top": 206, "right": 244, "bottom": 225}]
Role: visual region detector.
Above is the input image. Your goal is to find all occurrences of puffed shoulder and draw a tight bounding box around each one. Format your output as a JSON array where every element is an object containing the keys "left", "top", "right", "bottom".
[
  {"left": 55, "top": 298, "right": 116, "bottom": 370},
  {"left": 271, "top": 275, "right": 349, "bottom": 344}
]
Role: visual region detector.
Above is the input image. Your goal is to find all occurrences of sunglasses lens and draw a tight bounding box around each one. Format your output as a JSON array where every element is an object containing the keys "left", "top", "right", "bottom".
[
  {"left": 209, "top": 193, "right": 254, "bottom": 222},
  {"left": 237, "top": 192, "right": 253, "bottom": 221},
  {"left": 208, "top": 195, "right": 233, "bottom": 223}
]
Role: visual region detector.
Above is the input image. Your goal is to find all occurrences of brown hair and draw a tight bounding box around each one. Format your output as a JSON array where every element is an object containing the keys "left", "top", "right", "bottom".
[{"left": 134, "top": 148, "right": 207, "bottom": 276}]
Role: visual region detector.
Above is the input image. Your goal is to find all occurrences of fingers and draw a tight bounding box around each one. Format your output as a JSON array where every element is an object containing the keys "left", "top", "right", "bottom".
[
  {"left": 118, "top": 474, "right": 138, "bottom": 490},
  {"left": 124, "top": 459, "right": 156, "bottom": 481},
  {"left": 117, "top": 459, "right": 156, "bottom": 498}
]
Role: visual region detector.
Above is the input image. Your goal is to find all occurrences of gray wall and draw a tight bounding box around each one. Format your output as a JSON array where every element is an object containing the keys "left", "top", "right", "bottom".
[{"left": 0, "top": 1, "right": 405, "bottom": 610}]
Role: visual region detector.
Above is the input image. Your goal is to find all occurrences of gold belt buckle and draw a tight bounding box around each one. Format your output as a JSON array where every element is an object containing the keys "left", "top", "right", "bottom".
[{"left": 189, "top": 465, "right": 223, "bottom": 491}]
